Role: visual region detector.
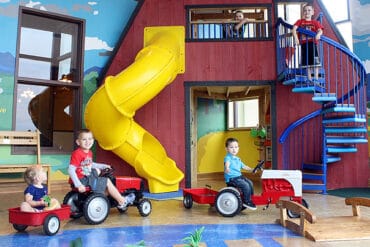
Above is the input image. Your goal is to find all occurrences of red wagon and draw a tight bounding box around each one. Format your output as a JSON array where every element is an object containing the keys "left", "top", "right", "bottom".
[
  {"left": 182, "top": 187, "right": 218, "bottom": 208},
  {"left": 8, "top": 205, "right": 71, "bottom": 236}
]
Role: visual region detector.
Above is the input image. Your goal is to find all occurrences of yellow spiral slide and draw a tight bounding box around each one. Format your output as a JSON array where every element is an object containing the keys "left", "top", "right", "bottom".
[{"left": 84, "top": 26, "right": 185, "bottom": 193}]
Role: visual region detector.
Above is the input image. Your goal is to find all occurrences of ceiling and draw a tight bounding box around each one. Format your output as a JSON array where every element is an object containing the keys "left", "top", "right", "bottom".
[{"left": 192, "top": 85, "right": 269, "bottom": 100}]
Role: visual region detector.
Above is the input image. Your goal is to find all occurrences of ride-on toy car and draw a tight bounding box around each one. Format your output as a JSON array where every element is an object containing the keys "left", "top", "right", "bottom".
[
  {"left": 63, "top": 168, "right": 152, "bottom": 224},
  {"left": 183, "top": 160, "right": 308, "bottom": 217},
  {"left": 8, "top": 205, "right": 71, "bottom": 236}
]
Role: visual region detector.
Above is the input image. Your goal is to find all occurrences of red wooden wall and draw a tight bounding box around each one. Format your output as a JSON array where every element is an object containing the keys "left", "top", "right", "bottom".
[{"left": 96, "top": 0, "right": 369, "bottom": 189}]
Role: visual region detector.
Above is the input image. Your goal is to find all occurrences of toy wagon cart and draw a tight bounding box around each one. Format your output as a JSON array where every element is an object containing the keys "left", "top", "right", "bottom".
[
  {"left": 183, "top": 186, "right": 218, "bottom": 209},
  {"left": 8, "top": 205, "right": 71, "bottom": 236}
]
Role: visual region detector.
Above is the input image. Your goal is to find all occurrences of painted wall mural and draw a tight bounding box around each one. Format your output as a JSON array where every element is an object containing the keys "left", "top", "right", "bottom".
[{"left": 0, "top": 0, "right": 138, "bottom": 180}]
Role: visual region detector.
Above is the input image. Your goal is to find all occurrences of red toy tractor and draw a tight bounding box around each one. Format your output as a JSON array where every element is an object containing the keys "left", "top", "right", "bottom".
[
  {"left": 63, "top": 169, "right": 152, "bottom": 224},
  {"left": 183, "top": 160, "right": 308, "bottom": 217}
]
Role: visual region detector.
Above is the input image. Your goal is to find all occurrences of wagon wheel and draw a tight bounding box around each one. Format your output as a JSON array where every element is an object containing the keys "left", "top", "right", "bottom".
[
  {"left": 63, "top": 191, "right": 83, "bottom": 219},
  {"left": 12, "top": 224, "right": 28, "bottom": 232},
  {"left": 215, "top": 188, "right": 242, "bottom": 217},
  {"left": 287, "top": 198, "right": 309, "bottom": 218},
  {"left": 138, "top": 198, "right": 152, "bottom": 217},
  {"left": 43, "top": 214, "right": 60, "bottom": 236},
  {"left": 183, "top": 194, "right": 193, "bottom": 209},
  {"left": 83, "top": 193, "right": 110, "bottom": 225}
]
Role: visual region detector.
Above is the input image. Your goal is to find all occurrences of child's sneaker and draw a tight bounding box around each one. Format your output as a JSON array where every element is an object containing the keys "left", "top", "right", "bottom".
[
  {"left": 117, "top": 202, "right": 127, "bottom": 210},
  {"left": 125, "top": 193, "right": 136, "bottom": 205},
  {"left": 243, "top": 201, "right": 257, "bottom": 210}
]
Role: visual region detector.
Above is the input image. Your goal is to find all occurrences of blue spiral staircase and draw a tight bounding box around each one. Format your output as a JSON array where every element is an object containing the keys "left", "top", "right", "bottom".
[{"left": 276, "top": 18, "right": 367, "bottom": 194}]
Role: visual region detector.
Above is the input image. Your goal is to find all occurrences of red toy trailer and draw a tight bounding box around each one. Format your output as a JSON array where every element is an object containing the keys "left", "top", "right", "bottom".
[
  {"left": 8, "top": 205, "right": 71, "bottom": 236},
  {"left": 182, "top": 161, "right": 308, "bottom": 217}
]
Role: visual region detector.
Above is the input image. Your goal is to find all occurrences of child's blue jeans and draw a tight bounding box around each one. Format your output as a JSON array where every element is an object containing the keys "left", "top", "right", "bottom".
[{"left": 229, "top": 175, "right": 254, "bottom": 203}]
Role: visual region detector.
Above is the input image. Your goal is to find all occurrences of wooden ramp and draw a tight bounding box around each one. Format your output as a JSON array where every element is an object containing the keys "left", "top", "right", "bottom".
[{"left": 276, "top": 197, "right": 370, "bottom": 242}]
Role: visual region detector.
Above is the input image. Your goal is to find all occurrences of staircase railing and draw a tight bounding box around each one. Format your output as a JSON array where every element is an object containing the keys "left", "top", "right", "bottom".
[{"left": 276, "top": 17, "right": 367, "bottom": 171}]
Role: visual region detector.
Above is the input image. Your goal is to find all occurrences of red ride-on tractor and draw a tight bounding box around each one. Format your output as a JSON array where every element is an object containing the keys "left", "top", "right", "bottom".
[
  {"left": 63, "top": 168, "right": 152, "bottom": 224},
  {"left": 183, "top": 161, "right": 308, "bottom": 217}
]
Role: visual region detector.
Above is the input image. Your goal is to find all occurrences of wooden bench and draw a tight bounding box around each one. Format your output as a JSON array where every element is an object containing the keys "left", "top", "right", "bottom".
[
  {"left": 276, "top": 197, "right": 370, "bottom": 241},
  {"left": 0, "top": 130, "right": 51, "bottom": 192}
]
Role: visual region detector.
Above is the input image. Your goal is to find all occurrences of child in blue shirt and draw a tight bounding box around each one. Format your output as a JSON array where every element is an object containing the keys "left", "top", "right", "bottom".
[{"left": 224, "top": 137, "right": 256, "bottom": 210}]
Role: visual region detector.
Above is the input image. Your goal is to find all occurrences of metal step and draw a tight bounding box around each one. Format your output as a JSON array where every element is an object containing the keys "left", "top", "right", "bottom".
[
  {"left": 327, "top": 145, "right": 357, "bottom": 153},
  {"left": 326, "top": 136, "right": 368, "bottom": 144},
  {"left": 325, "top": 154, "right": 341, "bottom": 163},
  {"left": 302, "top": 162, "right": 323, "bottom": 170},
  {"left": 303, "top": 172, "right": 324, "bottom": 180},
  {"left": 302, "top": 182, "right": 326, "bottom": 192},
  {"left": 323, "top": 116, "right": 366, "bottom": 124},
  {"left": 312, "top": 93, "right": 336, "bottom": 103},
  {"left": 324, "top": 126, "right": 367, "bottom": 134},
  {"left": 322, "top": 105, "right": 356, "bottom": 114}
]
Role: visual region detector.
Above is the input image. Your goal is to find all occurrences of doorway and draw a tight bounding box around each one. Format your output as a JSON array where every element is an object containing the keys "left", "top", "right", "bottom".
[{"left": 184, "top": 81, "right": 275, "bottom": 188}]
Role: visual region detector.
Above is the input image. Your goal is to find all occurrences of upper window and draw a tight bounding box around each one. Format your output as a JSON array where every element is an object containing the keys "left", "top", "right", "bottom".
[
  {"left": 186, "top": 5, "right": 272, "bottom": 41},
  {"left": 15, "top": 7, "right": 85, "bottom": 153},
  {"left": 228, "top": 98, "right": 259, "bottom": 129}
]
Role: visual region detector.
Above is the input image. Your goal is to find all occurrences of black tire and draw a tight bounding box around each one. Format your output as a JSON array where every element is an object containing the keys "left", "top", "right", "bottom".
[
  {"left": 117, "top": 206, "right": 128, "bottom": 214},
  {"left": 138, "top": 198, "right": 152, "bottom": 217},
  {"left": 63, "top": 191, "right": 83, "bottom": 219},
  {"left": 183, "top": 194, "right": 193, "bottom": 209},
  {"left": 215, "top": 188, "right": 242, "bottom": 217},
  {"left": 13, "top": 224, "right": 28, "bottom": 232},
  {"left": 287, "top": 198, "right": 309, "bottom": 218},
  {"left": 43, "top": 214, "right": 60, "bottom": 236},
  {"left": 83, "top": 193, "right": 110, "bottom": 225}
]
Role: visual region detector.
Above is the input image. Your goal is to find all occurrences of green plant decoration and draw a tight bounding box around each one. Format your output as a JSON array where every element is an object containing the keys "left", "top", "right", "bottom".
[
  {"left": 125, "top": 240, "right": 147, "bottom": 247},
  {"left": 182, "top": 226, "right": 205, "bottom": 247}
]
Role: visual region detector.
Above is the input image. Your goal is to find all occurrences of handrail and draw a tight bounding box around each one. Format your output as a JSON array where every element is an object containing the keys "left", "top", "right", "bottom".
[
  {"left": 276, "top": 18, "right": 365, "bottom": 72},
  {"left": 279, "top": 109, "right": 321, "bottom": 143},
  {"left": 276, "top": 17, "right": 367, "bottom": 145}
]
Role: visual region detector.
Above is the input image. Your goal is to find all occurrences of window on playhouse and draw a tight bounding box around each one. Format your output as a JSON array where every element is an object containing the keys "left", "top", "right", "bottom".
[
  {"left": 14, "top": 6, "right": 85, "bottom": 153},
  {"left": 227, "top": 98, "right": 259, "bottom": 129},
  {"left": 186, "top": 5, "right": 272, "bottom": 41}
]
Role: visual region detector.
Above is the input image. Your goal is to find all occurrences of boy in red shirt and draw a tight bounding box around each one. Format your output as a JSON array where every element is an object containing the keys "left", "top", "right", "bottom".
[
  {"left": 68, "top": 129, "right": 133, "bottom": 209},
  {"left": 292, "top": 4, "right": 323, "bottom": 83}
]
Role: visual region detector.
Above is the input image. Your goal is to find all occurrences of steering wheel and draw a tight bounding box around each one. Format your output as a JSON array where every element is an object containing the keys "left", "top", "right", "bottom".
[
  {"left": 100, "top": 167, "right": 114, "bottom": 178},
  {"left": 252, "top": 160, "right": 265, "bottom": 173}
]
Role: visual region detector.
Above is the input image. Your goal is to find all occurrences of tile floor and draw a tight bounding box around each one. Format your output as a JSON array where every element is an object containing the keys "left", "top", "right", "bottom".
[{"left": 0, "top": 179, "right": 369, "bottom": 247}]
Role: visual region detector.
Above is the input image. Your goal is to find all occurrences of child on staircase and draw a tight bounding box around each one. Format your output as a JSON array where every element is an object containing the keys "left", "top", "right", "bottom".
[{"left": 292, "top": 4, "right": 324, "bottom": 83}]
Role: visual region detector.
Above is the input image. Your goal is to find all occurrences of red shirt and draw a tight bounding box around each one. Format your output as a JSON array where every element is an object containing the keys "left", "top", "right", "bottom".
[
  {"left": 294, "top": 19, "right": 323, "bottom": 44},
  {"left": 69, "top": 148, "right": 94, "bottom": 183}
]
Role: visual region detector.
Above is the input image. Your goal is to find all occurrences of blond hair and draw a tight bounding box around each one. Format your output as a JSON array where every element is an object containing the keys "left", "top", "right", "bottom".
[{"left": 23, "top": 165, "right": 41, "bottom": 185}]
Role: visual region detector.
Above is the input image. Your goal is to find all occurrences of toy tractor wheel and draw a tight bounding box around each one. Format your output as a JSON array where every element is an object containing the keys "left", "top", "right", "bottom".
[
  {"left": 215, "top": 188, "right": 242, "bottom": 217},
  {"left": 13, "top": 224, "right": 28, "bottom": 232},
  {"left": 138, "top": 198, "right": 152, "bottom": 217},
  {"left": 287, "top": 198, "right": 309, "bottom": 218},
  {"left": 43, "top": 214, "right": 60, "bottom": 236},
  {"left": 83, "top": 193, "right": 110, "bottom": 224},
  {"left": 183, "top": 194, "right": 193, "bottom": 209},
  {"left": 63, "top": 191, "right": 83, "bottom": 219}
]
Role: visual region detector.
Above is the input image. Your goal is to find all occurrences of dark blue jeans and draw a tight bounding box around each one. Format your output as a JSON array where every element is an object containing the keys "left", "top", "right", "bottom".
[{"left": 229, "top": 175, "right": 254, "bottom": 203}]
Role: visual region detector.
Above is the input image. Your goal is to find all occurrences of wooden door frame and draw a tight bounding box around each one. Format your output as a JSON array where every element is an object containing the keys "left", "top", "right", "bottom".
[{"left": 184, "top": 80, "right": 276, "bottom": 188}]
